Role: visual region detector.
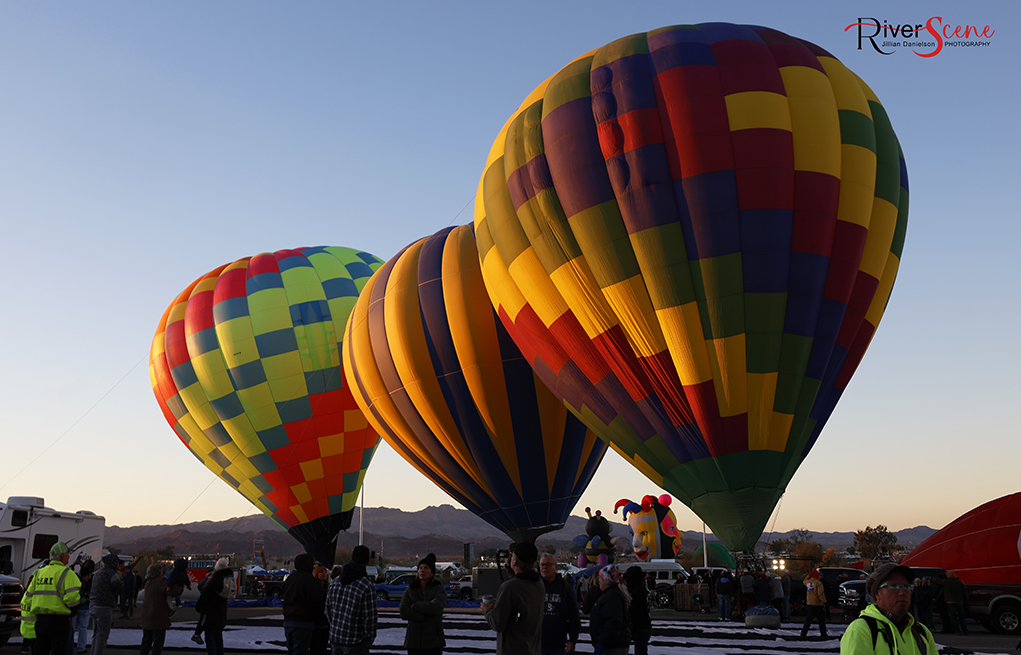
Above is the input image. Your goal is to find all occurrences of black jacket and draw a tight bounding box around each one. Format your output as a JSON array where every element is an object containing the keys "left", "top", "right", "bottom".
[
  {"left": 283, "top": 568, "right": 326, "bottom": 625},
  {"left": 541, "top": 574, "right": 581, "bottom": 649},
  {"left": 589, "top": 585, "right": 631, "bottom": 649}
]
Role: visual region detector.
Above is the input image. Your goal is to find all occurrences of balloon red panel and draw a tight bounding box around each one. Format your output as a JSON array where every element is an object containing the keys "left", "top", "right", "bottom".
[{"left": 900, "top": 492, "right": 1021, "bottom": 584}]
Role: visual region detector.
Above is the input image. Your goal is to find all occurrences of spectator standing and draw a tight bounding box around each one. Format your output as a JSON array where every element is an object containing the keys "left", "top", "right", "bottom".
[
  {"left": 588, "top": 565, "right": 631, "bottom": 655},
  {"left": 311, "top": 566, "right": 330, "bottom": 655},
  {"left": 399, "top": 553, "right": 446, "bottom": 655},
  {"left": 195, "top": 558, "right": 236, "bottom": 655},
  {"left": 90, "top": 553, "right": 124, "bottom": 655},
  {"left": 20, "top": 542, "right": 81, "bottom": 655},
  {"left": 716, "top": 570, "right": 734, "bottom": 622},
  {"left": 754, "top": 573, "right": 770, "bottom": 606},
  {"left": 839, "top": 563, "right": 936, "bottom": 655},
  {"left": 739, "top": 570, "right": 755, "bottom": 614},
  {"left": 781, "top": 570, "right": 792, "bottom": 621},
  {"left": 481, "top": 542, "right": 544, "bottom": 655},
  {"left": 71, "top": 559, "right": 94, "bottom": 653},
  {"left": 580, "top": 575, "right": 602, "bottom": 615},
  {"left": 283, "top": 554, "right": 326, "bottom": 655},
  {"left": 140, "top": 563, "right": 179, "bottom": 655},
  {"left": 801, "top": 570, "right": 828, "bottom": 638},
  {"left": 769, "top": 574, "right": 784, "bottom": 616},
  {"left": 120, "top": 564, "right": 137, "bottom": 619},
  {"left": 325, "top": 545, "right": 377, "bottom": 655},
  {"left": 166, "top": 560, "right": 191, "bottom": 609},
  {"left": 539, "top": 554, "right": 580, "bottom": 655},
  {"left": 913, "top": 578, "right": 934, "bottom": 630},
  {"left": 939, "top": 571, "right": 969, "bottom": 635},
  {"left": 623, "top": 566, "right": 651, "bottom": 655}
]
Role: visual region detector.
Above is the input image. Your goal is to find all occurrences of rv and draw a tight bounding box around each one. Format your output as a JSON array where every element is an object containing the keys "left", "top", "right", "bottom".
[{"left": 0, "top": 496, "right": 106, "bottom": 585}]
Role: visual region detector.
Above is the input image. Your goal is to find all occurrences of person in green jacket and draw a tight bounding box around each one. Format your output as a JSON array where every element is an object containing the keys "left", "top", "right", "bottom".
[
  {"left": 840, "top": 563, "right": 938, "bottom": 655},
  {"left": 399, "top": 554, "right": 446, "bottom": 655}
]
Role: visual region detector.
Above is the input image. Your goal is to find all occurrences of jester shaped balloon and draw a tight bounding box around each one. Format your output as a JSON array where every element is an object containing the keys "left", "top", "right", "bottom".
[
  {"left": 474, "top": 23, "right": 908, "bottom": 550},
  {"left": 615, "top": 494, "right": 683, "bottom": 561},
  {"left": 149, "top": 246, "right": 383, "bottom": 565}
]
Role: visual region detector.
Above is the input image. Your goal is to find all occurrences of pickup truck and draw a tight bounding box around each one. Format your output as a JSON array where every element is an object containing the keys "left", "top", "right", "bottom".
[
  {"left": 968, "top": 583, "right": 1021, "bottom": 635},
  {"left": 453, "top": 575, "right": 473, "bottom": 601},
  {"left": 0, "top": 572, "right": 24, "bottom": 647}
]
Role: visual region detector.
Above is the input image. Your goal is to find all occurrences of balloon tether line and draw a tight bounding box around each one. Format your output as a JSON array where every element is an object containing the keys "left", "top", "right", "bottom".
[
  {"left": 763, "top": 493, "right": 784, "bottom": 548},
  {"left": 0, "top": 354, "right": 146, "bottom": 495}
]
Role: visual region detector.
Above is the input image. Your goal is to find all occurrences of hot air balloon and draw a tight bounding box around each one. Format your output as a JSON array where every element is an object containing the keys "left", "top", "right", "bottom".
[
  {"left": 474, "top": 23, "right": 908, "bottom": 550},
  {"left": 149, "top": 246, "right": 383, "bottom": 565},
  {"left": 342, "top": 225, "right": 606, "bottom": 543},
  {"left": 900, "top": 493, "right": 1021, "bottom": 585}
]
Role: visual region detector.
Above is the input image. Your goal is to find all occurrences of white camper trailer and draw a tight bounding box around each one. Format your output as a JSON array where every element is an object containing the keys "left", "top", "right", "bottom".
[{"left": 0, "top": 496, "right": 105, "bottom": 585}]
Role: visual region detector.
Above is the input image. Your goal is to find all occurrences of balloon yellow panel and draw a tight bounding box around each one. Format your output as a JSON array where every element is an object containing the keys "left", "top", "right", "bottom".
[
  {"left": 149, "top": 247, "right": 383, "bottom": 564},
  {"left": 474, "top": 24, "right": 908, "bottom": 550}
]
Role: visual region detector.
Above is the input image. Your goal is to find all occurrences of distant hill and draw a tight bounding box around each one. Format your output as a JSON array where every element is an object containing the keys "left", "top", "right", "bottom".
[{"left": 104, "top": 505, "right": 936, "bottom": 560}]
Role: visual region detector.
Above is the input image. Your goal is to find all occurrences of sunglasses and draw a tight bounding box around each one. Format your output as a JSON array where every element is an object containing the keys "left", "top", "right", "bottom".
[{"left": 879, "top": 582, "right": 914, "bottom": 593}]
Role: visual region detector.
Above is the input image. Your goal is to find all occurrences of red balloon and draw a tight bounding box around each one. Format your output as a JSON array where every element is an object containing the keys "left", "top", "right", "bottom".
[{"left": 900, "top": 492, "right": 1021, "bottom": 584}]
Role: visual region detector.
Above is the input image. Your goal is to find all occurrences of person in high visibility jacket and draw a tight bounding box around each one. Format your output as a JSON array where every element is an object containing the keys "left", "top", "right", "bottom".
[
  {"left": 20, "top": 542, "right": 81, "bottom": 655},
  {"left": 18, "top": 606, "right": 35, "bottom": 653}
]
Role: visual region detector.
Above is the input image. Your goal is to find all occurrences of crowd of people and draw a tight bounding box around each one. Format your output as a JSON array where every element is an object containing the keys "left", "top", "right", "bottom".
[{"left": 19, "top": 542, "right": 1016, "bottom": 655}]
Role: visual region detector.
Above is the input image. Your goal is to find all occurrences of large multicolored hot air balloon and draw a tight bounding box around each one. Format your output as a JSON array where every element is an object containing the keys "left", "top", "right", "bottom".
[
  {"left": 474, "top": 23, "right": 908, "bottom": 550},
  {"left": 342, "top": 225, "right": 606, "bottom": 543},
  {"left": 149, "top": 246, "right": 383, "bottom": 564},
  {"left": 900, "top": 493, "right": 1021, "bottom": 585}
]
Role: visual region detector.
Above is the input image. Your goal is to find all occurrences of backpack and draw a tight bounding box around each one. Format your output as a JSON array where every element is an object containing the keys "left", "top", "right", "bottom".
[{"left": 861, "top": 615, "right": 929, "bottom": 655}]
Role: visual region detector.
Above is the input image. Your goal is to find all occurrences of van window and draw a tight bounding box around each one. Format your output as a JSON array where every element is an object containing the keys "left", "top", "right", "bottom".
[
  {"left": 0, "top": 544, "right": 11, "bottom": 567},
  {"left": 12, "top": 510, "right": 28, "bottom": 527},
  {"left": 32, "top": 534, "right": 59, "bottom": 560}
]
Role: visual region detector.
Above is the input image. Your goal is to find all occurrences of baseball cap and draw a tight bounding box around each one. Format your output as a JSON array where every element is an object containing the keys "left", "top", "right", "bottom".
[
  {"left": 867, "top": 562, "right": 914, "bottom": 598},
  {"left": 49, "top": 542, "right": 70, "bottom": 557}
]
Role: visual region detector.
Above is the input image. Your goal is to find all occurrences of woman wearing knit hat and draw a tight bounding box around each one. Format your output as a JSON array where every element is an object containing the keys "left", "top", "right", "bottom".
[
  {"left": 589, "top": 564, "right": 632, "bottom": 655},
  {"left": 399, "top": 553, "right": 446, "bottom": 655}
]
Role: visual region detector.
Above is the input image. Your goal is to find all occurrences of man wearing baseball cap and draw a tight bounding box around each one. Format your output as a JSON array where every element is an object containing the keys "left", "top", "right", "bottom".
[
  {"left": 840, "top": 563, "right": 938, "bottom": 655},
  {"left": 482, "top": 542, "right": 545, "bottom": 655},
  {"left": 20, "top": 542, "right": 81, "bottom": 655}
]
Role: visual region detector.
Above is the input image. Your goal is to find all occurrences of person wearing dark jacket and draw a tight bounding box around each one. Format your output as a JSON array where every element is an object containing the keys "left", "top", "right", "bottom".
[
  {"left": 589, "top": 565, "right": 631, "bottom": 655},
  {"left": 624, "top": 566, "right": 651, "bottom": 655},
  {"left": 482, "top": 542, "right": 544, "bottom": 655},
  {"left": 399, "top": 553, "right": 446, "bottom": 655},
  {"left": 539, "top": 555, "right": 580, "bottom": 655},
  {"left": 71, "top": 559, "right": 95, "bottom": 654},
  {"left": 283, "top": 554, "right": 326, "bottom": 655},
  {"left": 311, "top": 566, "right": 330, "bottom": 655},
  {"left": 120, "top": 565, "right": 137, "bottom": 619},
  {"left": 581, "top": 575, "right": 602, "bottom": 615},
  {"left": 716, "top": 570, "right": 734, "bottom": 621},
  {"left": 195, "top": 559, "right": 235, "bottom": 655},
  {"left": 140, "top": 563, "right": 180, "bottom": 655},
  {"left": 90, "top": 553, "right": 124, "bottom": 655}
]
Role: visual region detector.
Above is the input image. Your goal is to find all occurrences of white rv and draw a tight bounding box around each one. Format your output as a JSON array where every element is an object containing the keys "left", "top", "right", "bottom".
[{"left": 0, "top": 496, "right": 105, "bottom": 585}]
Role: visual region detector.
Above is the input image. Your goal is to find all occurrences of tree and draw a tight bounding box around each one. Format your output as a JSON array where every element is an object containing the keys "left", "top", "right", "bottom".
[
  {"left": 544, "top": 544, "right": 556, "bottom": 555},
  {"left": 820, "top": 548, "right": 843, "bottom": 567},
  {"left": 854, "top": 525, "right": 899, "bottom": 561},
  {"left": 768, "top": 528, "right": 813, "bottom": 556}
]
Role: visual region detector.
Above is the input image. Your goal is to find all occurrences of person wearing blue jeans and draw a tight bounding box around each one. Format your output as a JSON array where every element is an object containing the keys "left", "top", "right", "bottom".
[{"left": 715, "top": 570, "right": 734, "bottom": 621}]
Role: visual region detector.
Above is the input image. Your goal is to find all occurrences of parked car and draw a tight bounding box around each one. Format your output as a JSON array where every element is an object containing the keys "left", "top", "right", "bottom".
[{"left": 373, "top": 573, "right": 460, "bottom": 601}]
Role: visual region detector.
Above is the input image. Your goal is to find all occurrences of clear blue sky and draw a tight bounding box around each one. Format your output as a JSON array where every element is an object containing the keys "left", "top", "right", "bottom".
[{"left": 1, "top": 2, "right": 1017, "bottom": 539}]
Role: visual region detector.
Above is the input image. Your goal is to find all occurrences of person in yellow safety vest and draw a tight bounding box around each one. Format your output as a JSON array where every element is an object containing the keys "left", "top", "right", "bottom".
[
  {"left": 20, "top": 542, "right": 81, "bottom": 655},
  {"left": 18, "top": 606, "right": 35, "bottom": 653}
]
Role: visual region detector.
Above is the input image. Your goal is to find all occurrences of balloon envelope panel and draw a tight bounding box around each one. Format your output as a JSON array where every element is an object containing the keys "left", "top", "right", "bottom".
[
  {"left": 149, "top": 246, "right": 383, "bottom": 561},
  {"left": 343, "top": 225, "right": 606, "bottom": 543},
  {"left": 474, "top": 23, "right": 908, "bottom": 550},
  {"left": 900, "top": 493, "right": 1021, "bottom": 585}
]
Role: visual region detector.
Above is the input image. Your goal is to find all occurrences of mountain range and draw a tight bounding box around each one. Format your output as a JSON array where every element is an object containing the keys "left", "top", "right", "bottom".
[{"left": 104, "top": 504, "right": 938, "bottom": 561}]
